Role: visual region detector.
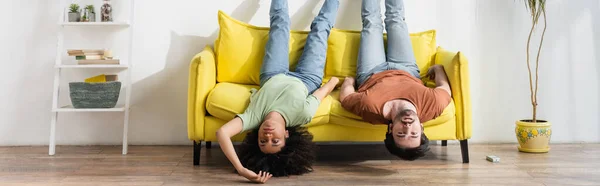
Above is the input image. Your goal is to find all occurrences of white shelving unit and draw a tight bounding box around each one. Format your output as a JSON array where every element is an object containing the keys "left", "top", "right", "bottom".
[
  {"left": 55, "top": 64, "right": 129, "bottom": 69},
  {"left": 60, "top": 21, "right": 130, "bottom": 26},
  {"left": 50, "top": 0, "right": 135, "bottom": 155}
]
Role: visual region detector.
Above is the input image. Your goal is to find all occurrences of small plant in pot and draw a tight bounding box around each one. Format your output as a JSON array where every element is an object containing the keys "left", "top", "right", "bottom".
[
  {"left": 515, "top": 0, "right": 551, "bottom": 153},
  {"left": 68, "top": 4, "right": 80, "bottom": 22},
  {"left": 85, "top": 5, "right": 96, "bottom": 22}
]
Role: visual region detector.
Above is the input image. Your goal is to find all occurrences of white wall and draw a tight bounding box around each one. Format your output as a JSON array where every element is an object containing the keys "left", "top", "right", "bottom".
[{"left": 0, "top": 0, "right": 598, "bottom": 145}]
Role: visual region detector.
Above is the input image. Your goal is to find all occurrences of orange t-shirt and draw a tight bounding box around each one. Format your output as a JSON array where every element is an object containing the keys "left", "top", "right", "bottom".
[{"left": 341, "top": 70, "right": 451, "bottom": 124}]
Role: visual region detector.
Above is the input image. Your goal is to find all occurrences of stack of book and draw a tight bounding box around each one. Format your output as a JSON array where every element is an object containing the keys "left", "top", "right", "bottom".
[{"left": 67, "top": 49, "right": 120, "bottom": 65}]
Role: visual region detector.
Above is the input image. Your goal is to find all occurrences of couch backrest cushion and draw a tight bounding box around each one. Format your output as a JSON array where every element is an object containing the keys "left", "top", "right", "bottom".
[
  {"left": 324, "top": 29, "right": 436, "bottom": 81},
  {"left": 215, "top": 11, "right": 437, "bottom": 85},
  {"left": 215, "top": 11, "right": 309, "bottom": 85}
]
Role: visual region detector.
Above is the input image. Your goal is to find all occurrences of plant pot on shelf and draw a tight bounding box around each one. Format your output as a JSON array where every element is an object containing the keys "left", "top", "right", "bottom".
[
  {"left": 515, "top": 120, "right": 552, "bottom": 153},
  {"left": 89, "top": 13, "right": 96, "bottom": 22},
  {"left": 68, "top": 12, "right": 80, "bottom": 22}
]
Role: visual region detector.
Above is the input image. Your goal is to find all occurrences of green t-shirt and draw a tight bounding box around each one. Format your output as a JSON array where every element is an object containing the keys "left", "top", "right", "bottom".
[{"left": 237, "top": 74, "right": 320, "bottom": 132}]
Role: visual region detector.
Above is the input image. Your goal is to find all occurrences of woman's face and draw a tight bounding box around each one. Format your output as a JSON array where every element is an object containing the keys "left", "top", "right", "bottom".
[{"left": 258, "top": 119, "right": 288, "bottom": 154}]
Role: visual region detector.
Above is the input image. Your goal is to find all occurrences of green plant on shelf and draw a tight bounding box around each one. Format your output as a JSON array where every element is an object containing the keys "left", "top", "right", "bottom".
[
  {"left": 85, "top": 5, "right": 95, "bottom": 13},
  {"left": 69, "top": 4, "right": 80, "bottom": 13}
]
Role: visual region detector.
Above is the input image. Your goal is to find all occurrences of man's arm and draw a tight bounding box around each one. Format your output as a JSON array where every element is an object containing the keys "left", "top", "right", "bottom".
[
  {"left": 339, "top": 77, "right": 356, "bottom": 102},
  {"left": 312, "top": 77, "right": 340, "bottom": 101},
  {"left": 426, "top": 64, "right": 452, "bottom": 96},
  {"left": 216, "top": 118, "right": 272, "bottom": 183}
]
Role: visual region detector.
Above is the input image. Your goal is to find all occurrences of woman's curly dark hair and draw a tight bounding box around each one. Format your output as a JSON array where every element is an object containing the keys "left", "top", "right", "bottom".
[{"left": 238, "top": 126, "right": 317, "bottom": 177}]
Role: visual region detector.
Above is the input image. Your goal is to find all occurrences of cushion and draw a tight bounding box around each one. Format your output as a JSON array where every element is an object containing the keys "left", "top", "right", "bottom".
[
  {"left": 206, "top": 82, "right": 332, "bottom": 123},
  {"left": 206, "top": 83, "right": 258, "bottom": 120},
  {"left": 324, "top": 29, "right": 437, "bottom": 82},
  {"left": 215, "top": 10, "right": 437, "bottom": 85},
  {"left": 215, "top": 11, "right": 309, "bottom": 85},
  {"left": 435, "top": 46, "right": 471, "bottom": 139}
]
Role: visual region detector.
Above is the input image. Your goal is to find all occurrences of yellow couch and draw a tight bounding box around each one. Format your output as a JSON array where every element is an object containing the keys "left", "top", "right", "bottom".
[{"left": 188, "top": 11, "right": 472, "bottom": 165}]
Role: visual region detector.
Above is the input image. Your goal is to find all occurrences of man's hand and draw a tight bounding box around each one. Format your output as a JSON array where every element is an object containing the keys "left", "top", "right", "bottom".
[
  {"left": 238, "top": 168, "right": 272, "bottom": 184},
  {"left": 425, "top": 64, "right": 451, "bottom": 96},
  {"left": 339, "top": 77, "right": 356, "bottom": 102},
  {"left": 425, "top": 64, "right": 443, "bottom": 80},
  {"left": 343, "top": 77, "right": 355, "bottom": 87}
]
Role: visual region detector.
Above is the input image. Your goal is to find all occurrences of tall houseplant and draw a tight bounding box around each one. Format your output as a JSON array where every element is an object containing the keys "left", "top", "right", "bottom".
[{"left": 515, "top": 0, "right": 552, "bottom": 153}]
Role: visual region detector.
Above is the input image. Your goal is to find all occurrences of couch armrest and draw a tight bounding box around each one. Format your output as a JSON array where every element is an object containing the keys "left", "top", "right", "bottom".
[
  {"left": 434, "top": 46, "right": 472, "bottom": 140},
  {"left": 187, "top": 46, "right": 217, "bottom": 141}
]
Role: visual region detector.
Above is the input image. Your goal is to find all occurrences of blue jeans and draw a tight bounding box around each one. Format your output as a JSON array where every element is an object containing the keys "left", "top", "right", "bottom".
[
  {"left": 259, "top": 0, "right": 339, "bottom": 94},
  {"left": 356, "top": 0, "right": 420, "bottom": 87}
]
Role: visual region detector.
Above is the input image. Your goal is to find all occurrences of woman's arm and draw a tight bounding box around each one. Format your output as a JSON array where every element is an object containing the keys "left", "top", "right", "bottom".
[
  {"left": 312, "top": 77, "right": 340, "bottom": 101},
  {"left": 216, "top": 118, "right": 272, "bottom": 183}
]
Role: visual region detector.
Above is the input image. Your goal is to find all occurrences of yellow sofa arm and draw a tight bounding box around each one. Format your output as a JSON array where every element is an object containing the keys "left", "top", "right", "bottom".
[
  {"left": 187, "top": 46, "right": 217, "bottom": 141},
  {"left": 434, "top": 46, "right": 472, "bottom": 140}
]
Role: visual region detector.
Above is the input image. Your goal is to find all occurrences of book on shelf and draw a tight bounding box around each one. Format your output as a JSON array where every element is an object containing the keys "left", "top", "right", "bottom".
[
  {"left": 75, "top": 55, "right": 103, "bottom": 60},
  {"left": 85, "top": 74, "right": 119, "bottom": 83},
  {"left": 67, "top": 49, "right": 105, "bottom": 56},
  {"left": 77, "top": 59, "right": 120, "bottom": 65}
]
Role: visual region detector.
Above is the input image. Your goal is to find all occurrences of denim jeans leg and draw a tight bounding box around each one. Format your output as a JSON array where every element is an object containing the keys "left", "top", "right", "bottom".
[
  {"left": 384, "top": 0, "right": 420, "bottom": 78},
  {"left": 292, "top": 0, "right": 339, "bottom": 94},
  {"left": 259, "top": 0, "right": 291, "bottom": 86},
  {"left": 356, "top": 0, "right": 387, "bottom": 87}
]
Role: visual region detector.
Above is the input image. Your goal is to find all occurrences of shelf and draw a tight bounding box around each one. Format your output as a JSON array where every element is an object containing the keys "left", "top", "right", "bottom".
[
  {"left": 60, "top": 22, "right": 130, "bottom": 27},
  {"left": 53, "top": 105, "right": 126, "bottom": 112},
  {"left": 56, "top": 64, "right": 129, "bottom": 69}
]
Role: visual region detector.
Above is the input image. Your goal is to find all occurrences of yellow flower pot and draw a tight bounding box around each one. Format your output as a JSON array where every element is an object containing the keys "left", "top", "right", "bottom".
[{"left": 515, "top": 120, "right": 552, "bottom": 153}]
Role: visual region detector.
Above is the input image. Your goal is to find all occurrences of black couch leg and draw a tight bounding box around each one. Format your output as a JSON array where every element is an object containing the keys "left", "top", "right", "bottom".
[
  {"left": 441, "top": 140, "right": 447, "bottom": 146},
  {"left": 460, "top": 139, "right": 469, "bottom": 163},
  {"left": 206, "top": 141, "right": 212, "bottom": 149},
  {"left": 193, "top": 141, "right": 202, "bottom": 166}
]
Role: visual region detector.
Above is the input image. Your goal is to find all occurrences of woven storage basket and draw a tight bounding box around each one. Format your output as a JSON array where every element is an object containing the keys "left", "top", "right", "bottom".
[{"left": 69, "top": 81, "right": 121, "bottom": 108}]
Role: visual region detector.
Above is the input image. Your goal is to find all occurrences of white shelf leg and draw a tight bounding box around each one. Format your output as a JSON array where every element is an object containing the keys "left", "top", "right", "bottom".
[
  {"left": 51, "top": 0, "right": 64, "bottom": 156},
  {"left": 122, "top": 0, "right": 135, "bottom": 155},
  {"left": 122, "top": 108, "right": 129, "bottom": 155},
  {"left": 49, "top": 68, "right": 61, "bottom": 155},
  {"left": 49, "top": 112, "right": 57, "bottom": 155}
]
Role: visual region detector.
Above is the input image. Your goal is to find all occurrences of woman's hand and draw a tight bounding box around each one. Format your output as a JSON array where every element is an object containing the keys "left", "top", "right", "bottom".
[
  {"left": 312, "top": 77, "right": 340, "bottom": 101},
  {"left": 238, "top": 168, "right": 273, "bottom": 184}
]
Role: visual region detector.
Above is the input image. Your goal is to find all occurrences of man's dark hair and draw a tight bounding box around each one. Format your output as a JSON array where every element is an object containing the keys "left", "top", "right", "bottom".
[
  {"left": 238, "top": 126, "right": 317, "bottom": 177},
  {"left": 384, "top": 128, "right": 430, "bottom": 161}
]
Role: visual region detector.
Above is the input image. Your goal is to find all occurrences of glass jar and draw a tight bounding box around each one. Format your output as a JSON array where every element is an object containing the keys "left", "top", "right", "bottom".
[{"left": 100, "top": 0, "right": 113, "bottom": 22}]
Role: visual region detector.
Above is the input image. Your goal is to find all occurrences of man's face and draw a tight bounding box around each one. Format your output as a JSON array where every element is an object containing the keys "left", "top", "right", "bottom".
[
  {"left": 390, "top": 109, "right": 422, "bottom": 148},
  {"left": 258, "top": 119, "right": 288, "bottom": 154}
]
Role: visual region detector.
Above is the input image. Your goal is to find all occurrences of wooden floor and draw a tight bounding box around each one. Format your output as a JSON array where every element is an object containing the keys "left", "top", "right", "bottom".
[{"left": 1, "top": 143, "right": 600, "bottom": 186}]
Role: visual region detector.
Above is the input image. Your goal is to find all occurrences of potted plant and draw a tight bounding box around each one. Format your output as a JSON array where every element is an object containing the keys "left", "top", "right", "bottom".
[
  {"left": 85, "top": 5, "right": 96, "bottom": 22},
  {"left": 82, "top": 11, "right": 88, "bottom": 22},
  {"left": 68, "top": 4, "right": 80, "bottom": 22},
  {"left": 515, "top": 0, "right": 551, "bottom": 153}
]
